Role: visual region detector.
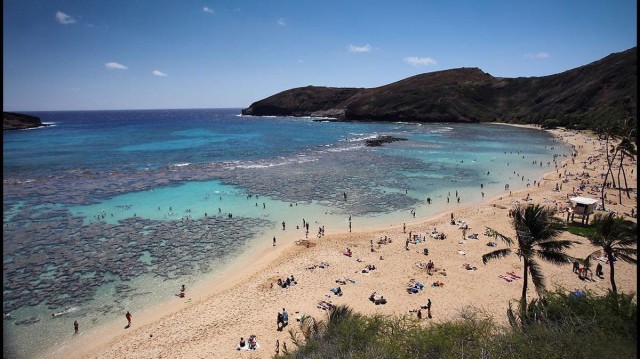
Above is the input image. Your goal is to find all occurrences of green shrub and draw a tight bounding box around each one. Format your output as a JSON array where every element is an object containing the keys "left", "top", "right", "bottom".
[{"left": 282, "top": 291, "right": 637, "bottom": 359}]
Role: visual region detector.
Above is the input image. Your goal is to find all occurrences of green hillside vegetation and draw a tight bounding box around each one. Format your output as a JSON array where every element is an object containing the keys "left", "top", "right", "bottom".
[{"left": 280, "top": 290, "right": 637, "bottom": 359}]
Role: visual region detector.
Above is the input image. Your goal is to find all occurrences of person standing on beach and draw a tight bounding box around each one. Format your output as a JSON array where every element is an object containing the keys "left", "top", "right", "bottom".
[
  {"left": 273, "top": 236, "right": 276, "bottom": 246},
  {"left": 125, "top": 311, "right": 132, "bottom": 327},
  {"left": 74, "top": 320, "right": 79, "bottom": 333},
  {"left": 277, "top": 311, "right": 283, "bottom": 331},
  {"left": 282, "top": 308, "right": 289, "bottom": 326},
  {"left": 426, "top": 299, "right": 432, "bottom": 318}
]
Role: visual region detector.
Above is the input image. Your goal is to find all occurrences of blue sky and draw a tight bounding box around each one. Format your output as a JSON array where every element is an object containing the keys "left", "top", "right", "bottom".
[{"left": 3, "top": 0, "right": 637, "bottom": 111}]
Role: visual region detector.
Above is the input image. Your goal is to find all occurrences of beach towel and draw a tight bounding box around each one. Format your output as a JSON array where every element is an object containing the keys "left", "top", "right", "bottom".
[
  {"left": 507, "top": 272, "right": 522, "bottom": 279},
  {"left": 370, "top": 292, "right": 386, "bottom": 304},
  {"left": 317, "top": 301, "right": 335, "bottom": 310},
  {"left": 237, "top": 342, "right": 260, "bottom": 351}
]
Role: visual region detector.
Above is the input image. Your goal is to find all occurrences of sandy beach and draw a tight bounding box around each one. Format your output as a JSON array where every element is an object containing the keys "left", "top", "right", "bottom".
[{"left": 49, "top": 126, "right": 637, "bottom": 359}]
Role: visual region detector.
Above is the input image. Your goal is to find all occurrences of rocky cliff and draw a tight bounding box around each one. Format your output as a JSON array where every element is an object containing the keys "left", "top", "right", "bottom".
[
  {"left": 3, "top": 112, "right": 48, "bottom": 131},
  {"left": 242, "top": 47, "right": 637, "bottom": 128}
]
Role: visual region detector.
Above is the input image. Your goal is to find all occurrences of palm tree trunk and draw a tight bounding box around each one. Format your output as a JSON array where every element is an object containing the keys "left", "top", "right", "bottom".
[
  {"left": 600, "top": 135, "right": 612, "bottom": 211},
  {"left": 621, "top": 165, "right": 631, "bottom": 199},
  {"left": 606, "top": 250, "right": 617, "bottom": 295},
  {"left": 521, "top": 257, "right": 529, "bottom": 312},
  {"left": 617, "top": 151, "right": 623, "bottom": 204}
]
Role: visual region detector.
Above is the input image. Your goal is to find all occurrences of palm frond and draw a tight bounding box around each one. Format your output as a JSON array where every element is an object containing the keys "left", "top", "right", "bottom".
[
  {"left": 580, "top": 254, "right": 593, "bottom": 270},
  {"left": 613, "top": 236, "right": 638, "bottom": 247},
  {"left": 327, "top": 305, "right": 352, "bottom": 330},
  {"left": 485, "top": 227, "right": 513, "bottom": 246},
  {"left": 482, "top": 248, "right": 512, "bottom": 264},
  {"left": 535, "top": 250, "right": 573, "bottom": 265},
  {"left": 587, "top": 249, "right": 603, "bottom": 260},
  {"left": 536, "top": 239, "right": 579, "bottom": 251},
  {"left": 614, "top": 252, "right": 638, "bottom": 264}
]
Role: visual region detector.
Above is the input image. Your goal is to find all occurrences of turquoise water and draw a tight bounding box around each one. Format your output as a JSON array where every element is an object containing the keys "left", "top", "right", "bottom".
[{"left": 3, "top": 109, "right": 571, "bottom": 358}]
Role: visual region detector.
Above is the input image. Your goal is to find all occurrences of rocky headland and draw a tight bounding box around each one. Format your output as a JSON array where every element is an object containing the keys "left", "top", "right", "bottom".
[
  {"left": 3, "top": 112, "right": 48, "bottom": 131},
  {"left": 242, "top": 47, "right": 637, "bottom": 129}
]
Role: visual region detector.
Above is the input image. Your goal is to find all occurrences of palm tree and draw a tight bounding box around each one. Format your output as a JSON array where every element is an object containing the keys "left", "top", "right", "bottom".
[
  {"left": 289, "top": 305, "right": 352, "bottom": 349},
  {"left": 585, "top": 212, "right": 637, "bottom": 295},
  {"left": 483, "top": 204, "right": 576, "bottom": 312}
]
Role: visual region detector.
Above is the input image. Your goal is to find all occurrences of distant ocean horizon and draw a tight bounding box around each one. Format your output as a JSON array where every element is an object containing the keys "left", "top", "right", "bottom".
[{"left": 3, "top": 108, "right": 571, "bottom": 358}]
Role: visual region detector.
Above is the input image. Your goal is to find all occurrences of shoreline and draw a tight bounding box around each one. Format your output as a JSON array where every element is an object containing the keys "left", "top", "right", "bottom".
[{"left": 44, "top": 126, "right": 637, "bottom": 359}]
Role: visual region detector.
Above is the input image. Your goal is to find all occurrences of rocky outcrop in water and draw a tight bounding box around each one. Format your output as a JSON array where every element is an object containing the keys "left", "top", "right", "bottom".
[
  {"left": 364, "top": 135, "right": 408, "bottom": 147},
  {"left": 242, "top": 47, "right": 637, "bottom": 129},
  {"left": 3, "top": 112, "right": 48, "bottom": 131}
]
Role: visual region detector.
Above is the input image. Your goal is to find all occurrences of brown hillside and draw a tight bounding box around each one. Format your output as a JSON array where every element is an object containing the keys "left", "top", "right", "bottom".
[{"left": 242, "top": 47, "right": 637, "bottom": 128}]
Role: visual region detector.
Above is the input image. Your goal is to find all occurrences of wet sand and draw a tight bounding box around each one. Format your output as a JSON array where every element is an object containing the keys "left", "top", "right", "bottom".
[{"left": 44, "top": 126, "right": 637, "bottom": 359}]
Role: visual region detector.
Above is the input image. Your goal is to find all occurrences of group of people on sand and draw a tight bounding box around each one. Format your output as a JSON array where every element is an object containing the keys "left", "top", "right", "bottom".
[
  {"left": 275, "top": 275, "right": 297, "bottom": 288},
  {"left": 236, "top": 334, "right": 258, "bottom": 350},
  {"left": 369, "top": 291, "right": 387, "bottom": 305},
  {"left": 573, "top": 260, "right": 600, "bottom": 280},
  {"left": 412, "top": 298, "right": 433, "bottom": 319}
]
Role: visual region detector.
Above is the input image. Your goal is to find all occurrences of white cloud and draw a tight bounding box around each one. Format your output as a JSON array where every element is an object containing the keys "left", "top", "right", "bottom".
[
  {"left": 55, "top": 11, "right": 76, "bottom": 25},
  {"left": 403, "top": 56, "right": 437, "bottom": 66},
  {"left": 152, "top": 70, "right": 168, "bottom": 77},
  {"left": 277, "top": 18, "right": 286, "bottom": 26},
  {"left": 348, "top": 44, "right": 372, "bottom": 53},
  {"left": 203, "top": 6, "right": 214, "bottom": 14},
  {"left": 524, "top": 52, "right": 550, "bottom": 59},
  {"left": 105, "top": 62, "right": 128, "bottom": 70}
]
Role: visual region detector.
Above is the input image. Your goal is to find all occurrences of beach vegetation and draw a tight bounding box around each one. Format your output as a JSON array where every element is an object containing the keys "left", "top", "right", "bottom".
[
  {"left": 482, "top": 204, "right": 577, "bottom": 314},
  {"left": 584, "top": 212, "right": 637, "bottom": 295},
  {"left": 540, "top": 118, "right": 561, "bottom": 129},
  {"left": 282, "top": 290, "right": 637, "bottom": 359}
]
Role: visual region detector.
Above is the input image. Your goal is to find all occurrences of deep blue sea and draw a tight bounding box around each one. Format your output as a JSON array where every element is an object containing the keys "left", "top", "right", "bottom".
[{"left": 3, "top": 108, "right": 571, "bottom": 358}]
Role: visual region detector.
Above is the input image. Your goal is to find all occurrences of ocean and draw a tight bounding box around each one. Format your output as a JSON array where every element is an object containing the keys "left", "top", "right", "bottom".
[{"left": 2, "top": 108, "right": 571, "bottom": 358}]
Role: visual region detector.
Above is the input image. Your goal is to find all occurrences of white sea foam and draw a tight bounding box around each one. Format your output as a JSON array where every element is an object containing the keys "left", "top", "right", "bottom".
[
  {"left": 430, "top": 127, "right": 454, "bottom": 133},
  {"left": 325, "top": 145, "right": 361, "bottom": 153}
]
